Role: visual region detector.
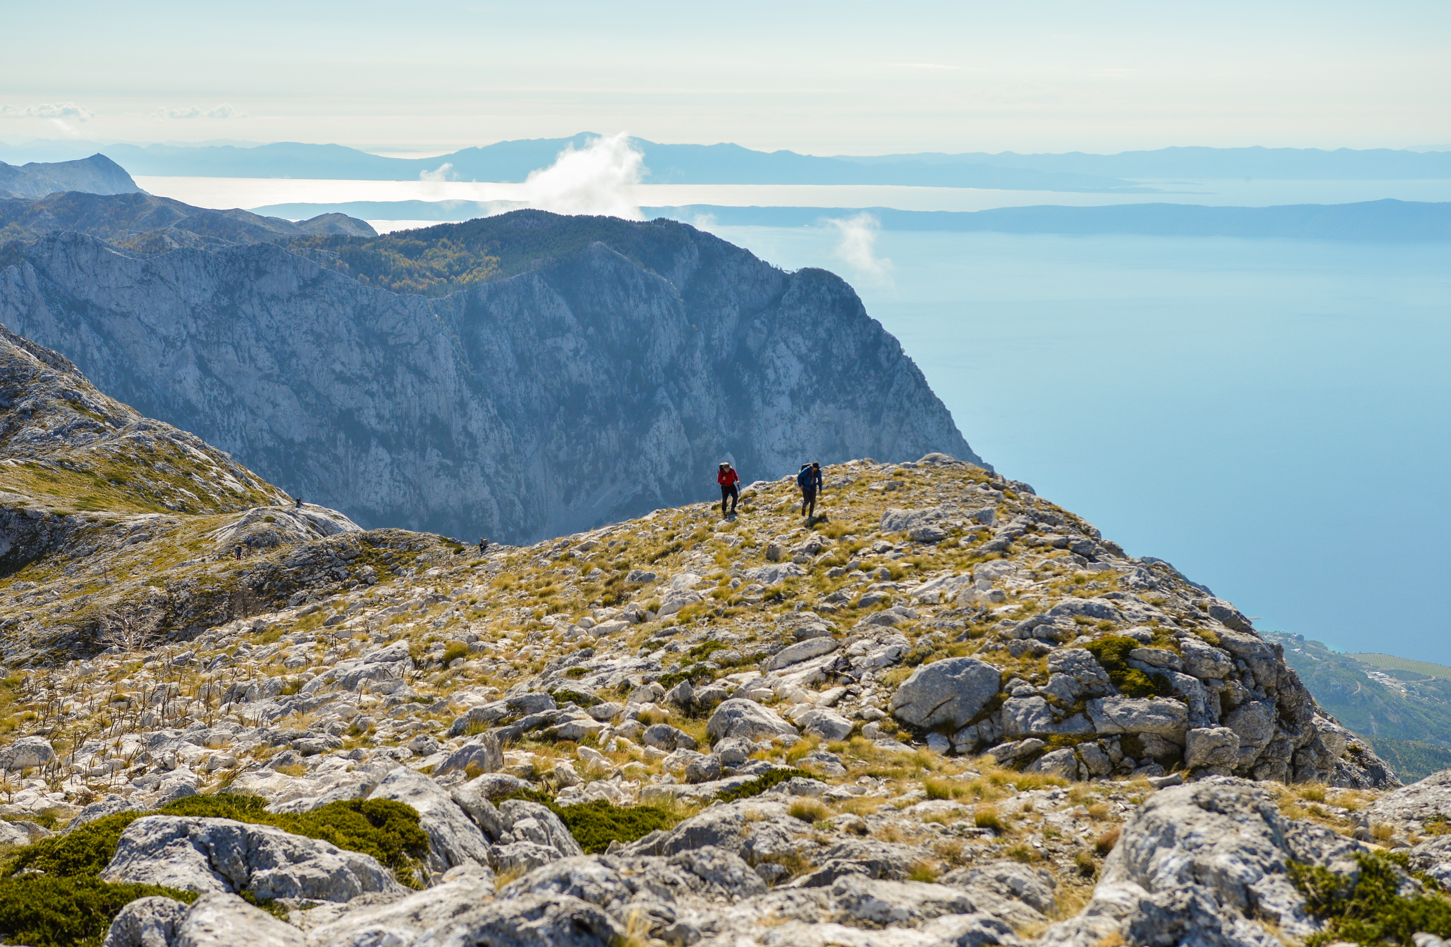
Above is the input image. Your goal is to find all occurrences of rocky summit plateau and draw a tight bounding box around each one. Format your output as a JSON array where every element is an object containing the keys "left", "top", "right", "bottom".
[{"left": 5, "top": 324, "right": 1451, "bottom": 947}]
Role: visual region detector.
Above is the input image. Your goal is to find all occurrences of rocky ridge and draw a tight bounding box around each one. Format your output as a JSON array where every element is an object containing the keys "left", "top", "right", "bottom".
[
  {"left": 0, "top": 331, "right": 1438, "bottom": 946},
  {"left": 0, "top": 190, "right": 376, "bottom": 252},
  {"left": 0, "top": 208, "right": 977, "bottom": 543},
  {"left": 0, "top": 155, "right": 141, "bottom": 201}
]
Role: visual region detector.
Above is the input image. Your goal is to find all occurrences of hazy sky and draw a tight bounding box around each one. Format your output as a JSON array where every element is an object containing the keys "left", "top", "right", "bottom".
[{"left": 4, "top": 0, "right": 1449, "bottom": 154}]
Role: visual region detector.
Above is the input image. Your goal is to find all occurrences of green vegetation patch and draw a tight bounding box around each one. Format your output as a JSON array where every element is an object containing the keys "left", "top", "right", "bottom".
[
  {"left": 504, "top": 790, "right": 675, "bottom": 854},
  {"left": 0, "top": 792, "right": 430, "bottom": 947},
  {"left": 159, "top": 794, "right": 429, "bottom": 885},
  {"left": 1350, "top": 654, "right": 1451, "bottom": 681},
  {"left": 1369, "top": 739, "right": 1451, "bottom": 784},
  {"left": 1084, "top": 636, "right": 1171, "bottom": 699},
  {"left": 0, "top": 876, "right": 198, "bottom": 947},
  {"left": 716, "top": 767, "right": 819, "bottom": 803},
  {"left": 1292, "top": 851, "right": 1451, "bottom": 946}
]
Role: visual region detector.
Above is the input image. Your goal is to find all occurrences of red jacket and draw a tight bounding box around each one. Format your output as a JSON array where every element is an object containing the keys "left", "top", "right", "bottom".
[{"left": 718, "top": 467, "right": 739, "bottom": 486}]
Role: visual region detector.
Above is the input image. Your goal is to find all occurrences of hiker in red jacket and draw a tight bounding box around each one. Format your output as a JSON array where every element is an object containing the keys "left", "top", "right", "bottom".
[{"left": 718, "top": 462, "right": 740, "bottom": 517}]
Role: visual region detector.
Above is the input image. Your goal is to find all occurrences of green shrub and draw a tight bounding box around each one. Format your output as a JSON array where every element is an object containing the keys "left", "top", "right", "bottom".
[
  {"left": 441, "top": 641, "right": 469, "bottom": 664},
  {"left": 6, "top": 812, "right": 143, "bottom": 879},
  {"left": 1292, "top": 851, "right": 1451, "bottom": 946},
  {"left": 0, "top": 876, "right": 198, "bottom": 947},
  {"left": 502, "top": 790, "right": 675, "bottom": 854},
  {"left": 1084, "top": 636, "right": 1172, "bottom": 698},
  {"left": 554, "top": 800, "right": 675, "bottom": 854},
  {"left": 4, "top": 795, "right": 429, "bottom": 889},
  {"left": 715, "top": 768, "right": 818, "bottom": 803},
  {"left": 159, "top": 795, "right": 429, "bottom": 885}
]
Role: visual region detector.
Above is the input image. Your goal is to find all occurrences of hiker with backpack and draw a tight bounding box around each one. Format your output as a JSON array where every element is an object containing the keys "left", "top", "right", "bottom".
[
  {"left": 797, "top": 462, "right": 823, "bottom": 518},
  {"left": 718, "top": 462, "right": 740, "bottom": 517}
]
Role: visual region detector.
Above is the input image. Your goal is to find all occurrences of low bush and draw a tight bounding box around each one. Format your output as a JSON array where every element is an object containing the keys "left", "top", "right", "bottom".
[
  {"left": 159, "top": 795, "right": 429, "bottom": 884},
  {"left": 502, "top": 789, "right": 675, "bottom": 854},
  {"left": 0, "top": 793, "right": 431, "bottom": 947},
  {"left": 1292, "top": 851, "right": 1451, "bottom": 946},
  {"left": 554, "top": 800, "right": 675, "bottom": 854},
  {"left": 0, "top": 876, "right": 198, "bottom": 947},
  {"left": 715, "top": 768, "right": 817, "bottom": 803},
  {"left": 1084, "top": 636, "right": 1172, "bottom": 699}
]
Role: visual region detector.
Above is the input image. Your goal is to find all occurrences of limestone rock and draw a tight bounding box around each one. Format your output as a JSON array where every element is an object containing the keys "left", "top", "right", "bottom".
[
  {"left": 435, "top": 731, "right": 504, "bottom": 777},
  {"left": 101, "top": 816, "right": 404, "bottom": 902},
  {"left": 410, "top": 892, "right": 622, "bottom": 947},
  {"left": 706, "top": 699, "right": 799, "bottom": 745},
  {"left": 305, "top": 870, "right": 496, "bottom": 947},
  {"left": 367, "top": 767, "right": 494, "bottom": 878},
  {"left": 890, "top": 658, "right": 1001, "bottom": 731},
  {"left": 1184, "top": 726, "right": 1241, "bottom": 770},
  {"left": 0, "top": 735, "right": 55, "bottom": 770},
  {"left": 1039, "top": 777, "right": 1365, "bottom": 947}
]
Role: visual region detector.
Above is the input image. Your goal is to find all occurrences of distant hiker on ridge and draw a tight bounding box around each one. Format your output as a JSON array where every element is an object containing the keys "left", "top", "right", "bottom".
[
  {"left": 718, "top": 462, "right": 740, "bottom": 517},
  {"left": 798, "top": 462, "right": 823, "bottom": 518},
  {"left": 294, "top": 496, "right": 302, "bottom": 509}
]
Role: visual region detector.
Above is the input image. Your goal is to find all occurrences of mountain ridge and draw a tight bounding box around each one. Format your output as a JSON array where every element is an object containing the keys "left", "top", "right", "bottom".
[
  {"left": 0, "top": 208, "right": 977, "bottom": 544},
  {"left": 5, "top": 137, "right": 1450, "bottom": 188}
]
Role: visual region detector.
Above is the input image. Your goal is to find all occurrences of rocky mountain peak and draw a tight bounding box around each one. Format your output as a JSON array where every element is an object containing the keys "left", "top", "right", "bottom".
[{"left": 0, "top": 324, "right": 1442, "bottom": 947}]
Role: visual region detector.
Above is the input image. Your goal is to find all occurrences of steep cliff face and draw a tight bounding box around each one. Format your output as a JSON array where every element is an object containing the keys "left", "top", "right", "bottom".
[{"left": 0, "top": 213, "right": 977, "bottom": 542}]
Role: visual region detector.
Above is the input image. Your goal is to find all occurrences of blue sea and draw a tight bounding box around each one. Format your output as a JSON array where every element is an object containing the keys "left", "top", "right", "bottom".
[{"left": 713, "top": 227, "right": 1451, "bottom": 662}]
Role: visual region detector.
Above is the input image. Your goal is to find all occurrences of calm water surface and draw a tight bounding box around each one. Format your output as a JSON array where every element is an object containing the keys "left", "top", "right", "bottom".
[{"left": 715, "top": 227, "right": 1451, "bottom": 661}]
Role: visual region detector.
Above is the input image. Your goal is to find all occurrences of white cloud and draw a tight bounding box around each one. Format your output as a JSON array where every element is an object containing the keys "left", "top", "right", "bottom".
[
  {"left": 824, "top": 213, "right": 892, "bottom": 283},
  {"left": 0, "top": 102, "right": 94, "bottom": 121},
  {"left": 521, "top": 132, "right": 644, "bottom": 219},
  {"left": 152, "top": 104, "right": 246, "bottom": 120},
  {"left": 420, "top": 162, "right": 458, "bottom": 182}
]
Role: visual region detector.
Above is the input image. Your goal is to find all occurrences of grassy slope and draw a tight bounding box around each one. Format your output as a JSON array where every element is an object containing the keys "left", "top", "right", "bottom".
[{"left": 1271, "top": 633, "right": 1451, "bottom": 778}]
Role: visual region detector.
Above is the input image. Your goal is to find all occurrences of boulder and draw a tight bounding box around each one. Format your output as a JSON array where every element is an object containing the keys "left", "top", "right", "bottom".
[
  {"left": 765, "top": 636, "right": 839, "bottom": 670},
  {"left": 890, "top": 657, "right": 1001, "bottom": 730},
  {"left": 1085, "top": 697, "right": 1188, "bottom": 738},
  {"left": 706, "top": 699, "right": 799, "bottom": 745},
  {"left": 1037, "top": 777, "right": 1364, "bottom": 947},
  {"left": 640, "top": 723, "right": 697, "bottom": 752},
  {"left": 1184, "top": 727, "right": 1241, "bottom": 770},
  {"left": 1179, "top": 636, "right": 1234, "bottom": 679},
  {"left": 797, "top": 708, "right": 853, "bottom": 742},
  {"left": 410, "top": 892, "right": 622, "bottom": 947},
  {"left": 1223, "top": 700, "right": 1277, "bottom": 760},
  {"left": 1364, "top": 768, "right": 1451, "bottom": 832},
  {"left": 100, "top": 816, "right": 404, "bottom": 902},
  {"left": 685, "top": 754, "right": 723, "bottom": 783},
  {"left": 490, "top": 840, "right": 563, "bottom": 876},
  {"left": 1024, "top": 748, "right": 1080, "bottom": 780},
  {"left": 304, "top": 871, "right": 496, "bottom": 947},
  {"left": 106, "top": 893, "right": 306, "bottom": 947},
  {"left": 0, "top": 735, "right": 54, "bottom": 770},
  {"left": 367, "top": 767, "right": 494, "bottom": 877},
  {"left": 498, "top": 799, "right": 583, "bottom": 858},
  {"left": 435, "top": 731, "right": 503, "bottom": 777}
]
